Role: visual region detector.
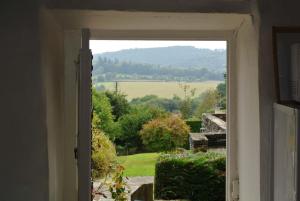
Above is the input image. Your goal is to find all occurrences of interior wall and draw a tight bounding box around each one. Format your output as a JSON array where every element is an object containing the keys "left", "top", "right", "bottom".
[
  {"left": 45, "top": 0, "right": 250, "bottom": 13},
  {"left": 235, "top": 17, "right": 260, "bottom": 201},
  {"left": 0, "top": 1, "right": 49, "bottom": 201},
  {"left": 40, "top": 8, "right": 65, "bottom": 201},
  {"left": 40, "top": 8, "right": 80, "bottom": 201},
  {"left": 257, "top": 1, "right": 300, "bottom": 201}
]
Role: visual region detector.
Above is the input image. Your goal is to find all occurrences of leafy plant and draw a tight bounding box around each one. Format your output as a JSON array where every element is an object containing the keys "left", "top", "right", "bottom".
[
  {"left": 92, "top": 89, "right": 122, "bottom": 140},
  {"left": 117, "top": 106, "right": 167, "bottom": 152},
  {"left": 140, "top": 115, "right": 190, "bottom": 152},
  {"left": 109, "top": 165, "right": 130, "bottom": 201},
  {"left": 105, "top": 90, "right": 130, "bottom": 120},
  {"left": 195, "top": 89, "right": 219, "bottom": 118},
  {"left": 91, "top": 114, "right": 117, "bottom": 179},
  {"left": 179, "top": 83, "right": 196, "bottom": 119}
]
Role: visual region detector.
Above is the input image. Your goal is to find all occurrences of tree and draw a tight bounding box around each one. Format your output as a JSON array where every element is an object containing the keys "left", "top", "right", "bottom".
[
  {"left": 195, "top": 89, "right": 219, "bottom": 118},
  {"left": 104, "top": 91, "right": 130, "bottom": 120},
  {"left": 179, "top": 83, "right": 196, "bottom": 119},
  {"left": 91, "top": 113, "right": 117, "bottom": 179},
  {"left": 92, "top": 89, "right": 121, "bottom": 140},
  {"left": 117, "top": 106, "right": 167, "bottom": 152},
  {"left": 140, "top": 115, "right": 190, "bottom": 152},
  {"left": 216, "top": 82, "right": 226, "bottom": 98},
  {"left": 130, "top": 95, "right": 180, "bottom": 113},
  {"left": 216, "top": 73, "right": 226, "bottom": 109}
]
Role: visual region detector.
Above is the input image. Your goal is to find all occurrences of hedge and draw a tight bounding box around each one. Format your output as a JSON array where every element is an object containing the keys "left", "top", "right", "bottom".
[
  {"left": 185, "top": 119, "right": 202, "bottom": 133},
  {"left": 154, "top": 152, "right": 225, "bottom": 201}
]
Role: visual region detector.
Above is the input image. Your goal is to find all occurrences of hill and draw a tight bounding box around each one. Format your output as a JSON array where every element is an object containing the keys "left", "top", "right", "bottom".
[{"left": 95, "top": 46, "right": 226, "bottom": 71}]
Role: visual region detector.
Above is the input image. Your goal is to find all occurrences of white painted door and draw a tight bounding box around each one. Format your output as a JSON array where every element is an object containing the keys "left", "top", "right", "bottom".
[
  {"left": 78, "top": 29, "right": 92, "bottom": 201},
  {"left": 274, "top": 103, "right": 298, "bottom": 201}
]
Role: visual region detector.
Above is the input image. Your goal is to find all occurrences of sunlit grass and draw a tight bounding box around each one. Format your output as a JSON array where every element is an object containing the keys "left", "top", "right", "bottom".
[{"left": 117, "top": 153, "right": 160, "bottom": 177}]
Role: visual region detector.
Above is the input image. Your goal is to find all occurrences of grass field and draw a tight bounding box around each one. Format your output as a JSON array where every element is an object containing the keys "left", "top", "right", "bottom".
[
  {"left": 117, "top": 153, "right": 160, "bottom": 177},
  {"left": 95, "top": 81, "right": 221, "bottom": 100}
]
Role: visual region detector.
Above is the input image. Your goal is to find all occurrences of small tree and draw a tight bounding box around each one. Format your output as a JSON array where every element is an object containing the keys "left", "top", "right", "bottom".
[
  {"left": 216, "top": 73, "right": 227, "bottom": 110},
  {"left": 140, "top": 115, "right": 190, "bottom": 152},
  {"left": 179, "top": 83, "right": 196, "bottom": 119},
  {"left": 105, "top": 91, "right": 130, "bottom": 120},
  {"left": 195, "top": 89, "right": 219, "bottom": 118},
  {"left": 117, "top": 106, "right": 167, "bottom": 152},
  {"left": 92, "top": 89, "right": 122, "bottom": 141}
]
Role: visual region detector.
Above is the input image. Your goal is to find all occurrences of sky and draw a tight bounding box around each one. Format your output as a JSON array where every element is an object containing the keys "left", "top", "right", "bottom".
[{"left": 90, "top": 40, "right": 226, "bottom": 54}]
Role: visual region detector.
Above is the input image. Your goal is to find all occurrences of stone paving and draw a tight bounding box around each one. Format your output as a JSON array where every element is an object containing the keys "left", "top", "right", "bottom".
[{"left": 93, "top": 176, "right": 154, "bottom": 201}]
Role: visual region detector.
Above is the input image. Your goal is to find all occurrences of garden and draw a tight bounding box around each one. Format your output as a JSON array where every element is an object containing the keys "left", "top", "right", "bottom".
[{"left": 91, "top": 81, "right": 226, "bottom": 201}]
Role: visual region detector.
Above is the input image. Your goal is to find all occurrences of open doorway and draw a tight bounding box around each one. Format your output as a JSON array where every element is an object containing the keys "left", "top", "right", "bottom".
[{"left": 90, "top": 40, "right": 227, "bottom": 201}]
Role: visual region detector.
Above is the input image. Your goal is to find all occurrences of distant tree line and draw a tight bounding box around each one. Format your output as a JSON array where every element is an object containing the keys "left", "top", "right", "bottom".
[{"left": 92, "top": 57, "right": 225, "bottom": 82}]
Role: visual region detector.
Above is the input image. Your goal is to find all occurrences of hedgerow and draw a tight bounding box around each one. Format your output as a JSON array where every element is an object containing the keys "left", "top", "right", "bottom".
[{"left": 154, "top": 152, "right": 225, "bottom": 201}]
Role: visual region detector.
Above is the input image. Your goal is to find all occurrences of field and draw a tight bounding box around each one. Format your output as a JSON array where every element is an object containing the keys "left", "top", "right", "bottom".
[
  {"left": 95, "top": 81, "right": 221, "bottom": 100},
  {"left": 117, "top": 153, "right": 160, "bottom": 177}
]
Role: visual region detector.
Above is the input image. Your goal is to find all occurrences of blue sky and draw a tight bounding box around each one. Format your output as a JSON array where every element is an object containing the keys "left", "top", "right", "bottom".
[{"left": 90, "top": 40, "right": 226, "bottom": 54}]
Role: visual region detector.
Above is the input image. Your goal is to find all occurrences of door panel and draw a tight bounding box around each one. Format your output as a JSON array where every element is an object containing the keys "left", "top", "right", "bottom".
[{"left": 78, "top": 29, "right": 92, "bottom": 201}]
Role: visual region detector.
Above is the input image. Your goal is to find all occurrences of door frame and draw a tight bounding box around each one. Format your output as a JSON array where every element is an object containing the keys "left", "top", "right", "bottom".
[
  {"left": 57, "top": 10, "right": 250, "bottom": 201},
  {"left": 90, "top": 30, "right": 237, "bottom": 201}
]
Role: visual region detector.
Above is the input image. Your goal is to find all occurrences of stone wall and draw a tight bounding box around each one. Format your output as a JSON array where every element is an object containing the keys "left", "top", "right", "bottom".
[
  {"left": 189, "top": 113, "right": 227, "bottom": 150},
  {"left": 201, "top": 113, "right": 226, "bottom": 132}
]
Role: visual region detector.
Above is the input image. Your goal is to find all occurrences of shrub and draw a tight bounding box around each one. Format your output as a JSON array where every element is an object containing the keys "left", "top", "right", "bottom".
[
  {"left": 185, "top": 119, "right": 202, "bottom": 133},
  {"left": 154, "top": 152, "right": 226, "bottom": 201},
  {"left": 92, "top": 89, "right": 122, "bottom": 141},
  {"left": 117, "top": 106, "right": 167, "bottom": 152},
  {"left": 91, "top": 124, "right": 117, "bottom": 179},
  {"left": 140, "top": 115, "right": 190, "bottom": 152}
]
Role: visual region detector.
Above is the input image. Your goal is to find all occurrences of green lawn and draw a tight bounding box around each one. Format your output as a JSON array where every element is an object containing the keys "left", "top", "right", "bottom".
[{"left": 117, "top": 153, "right": 160, "bottom": 177}]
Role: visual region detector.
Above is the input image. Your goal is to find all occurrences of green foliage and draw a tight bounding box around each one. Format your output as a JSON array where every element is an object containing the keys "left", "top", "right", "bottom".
[
  {"left": 216, "top": 82, "right": 226, "bottom": 110},
  {"left": 117, "top": 106, "right": 167, "bottom": 152},
  {"left": 216, "top": 83, "right": 226, "bottom": 98},
  {"left": 216, "top": 73, "right": 226, "bottom": 109},
  {"left": 179, "top": 84, "right": 196, "bottom": 119},
  {"left": 105, "top": 90, "right": 130, "bottom": 120},
  {"left": 185, "top": 119, "right": 202, "bottom": 132},
  {"left": 140, "top": 115, "right": 190, "bottom": 152},
  {"left": 91, "top": 115, "right": 117, "bottom": 179},
  {"left": 92, "top": 88, "right": 113, "bottom": 129},
  {"left": 92, "top": 89, "right": 121, "bottom": 140},
  {"left": 155, "top": 152, "right": 226, "bottom": 201},
  {"left": 195, "top": 89, "right": 219, "bottom": 118},
  {"left": 130, "top": 95, "right": 181, "bottom": 113}
]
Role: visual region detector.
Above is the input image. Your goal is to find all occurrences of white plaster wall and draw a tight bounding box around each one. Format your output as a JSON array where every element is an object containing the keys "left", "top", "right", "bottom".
[
  {"left": 0, "top": 1, "right": 49, "bottom": 201},
  {"left": 235, "top": 17, "right": 260, "bottom": 201},
  {"left": 40, "top": 8, "right": 65, "bottom": 201},
  {"left": 257, "top": 1, "right": 300, "bottom": 201},
  {"left": 0, "top": 2, "right": 265, "bottom": 201}
]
